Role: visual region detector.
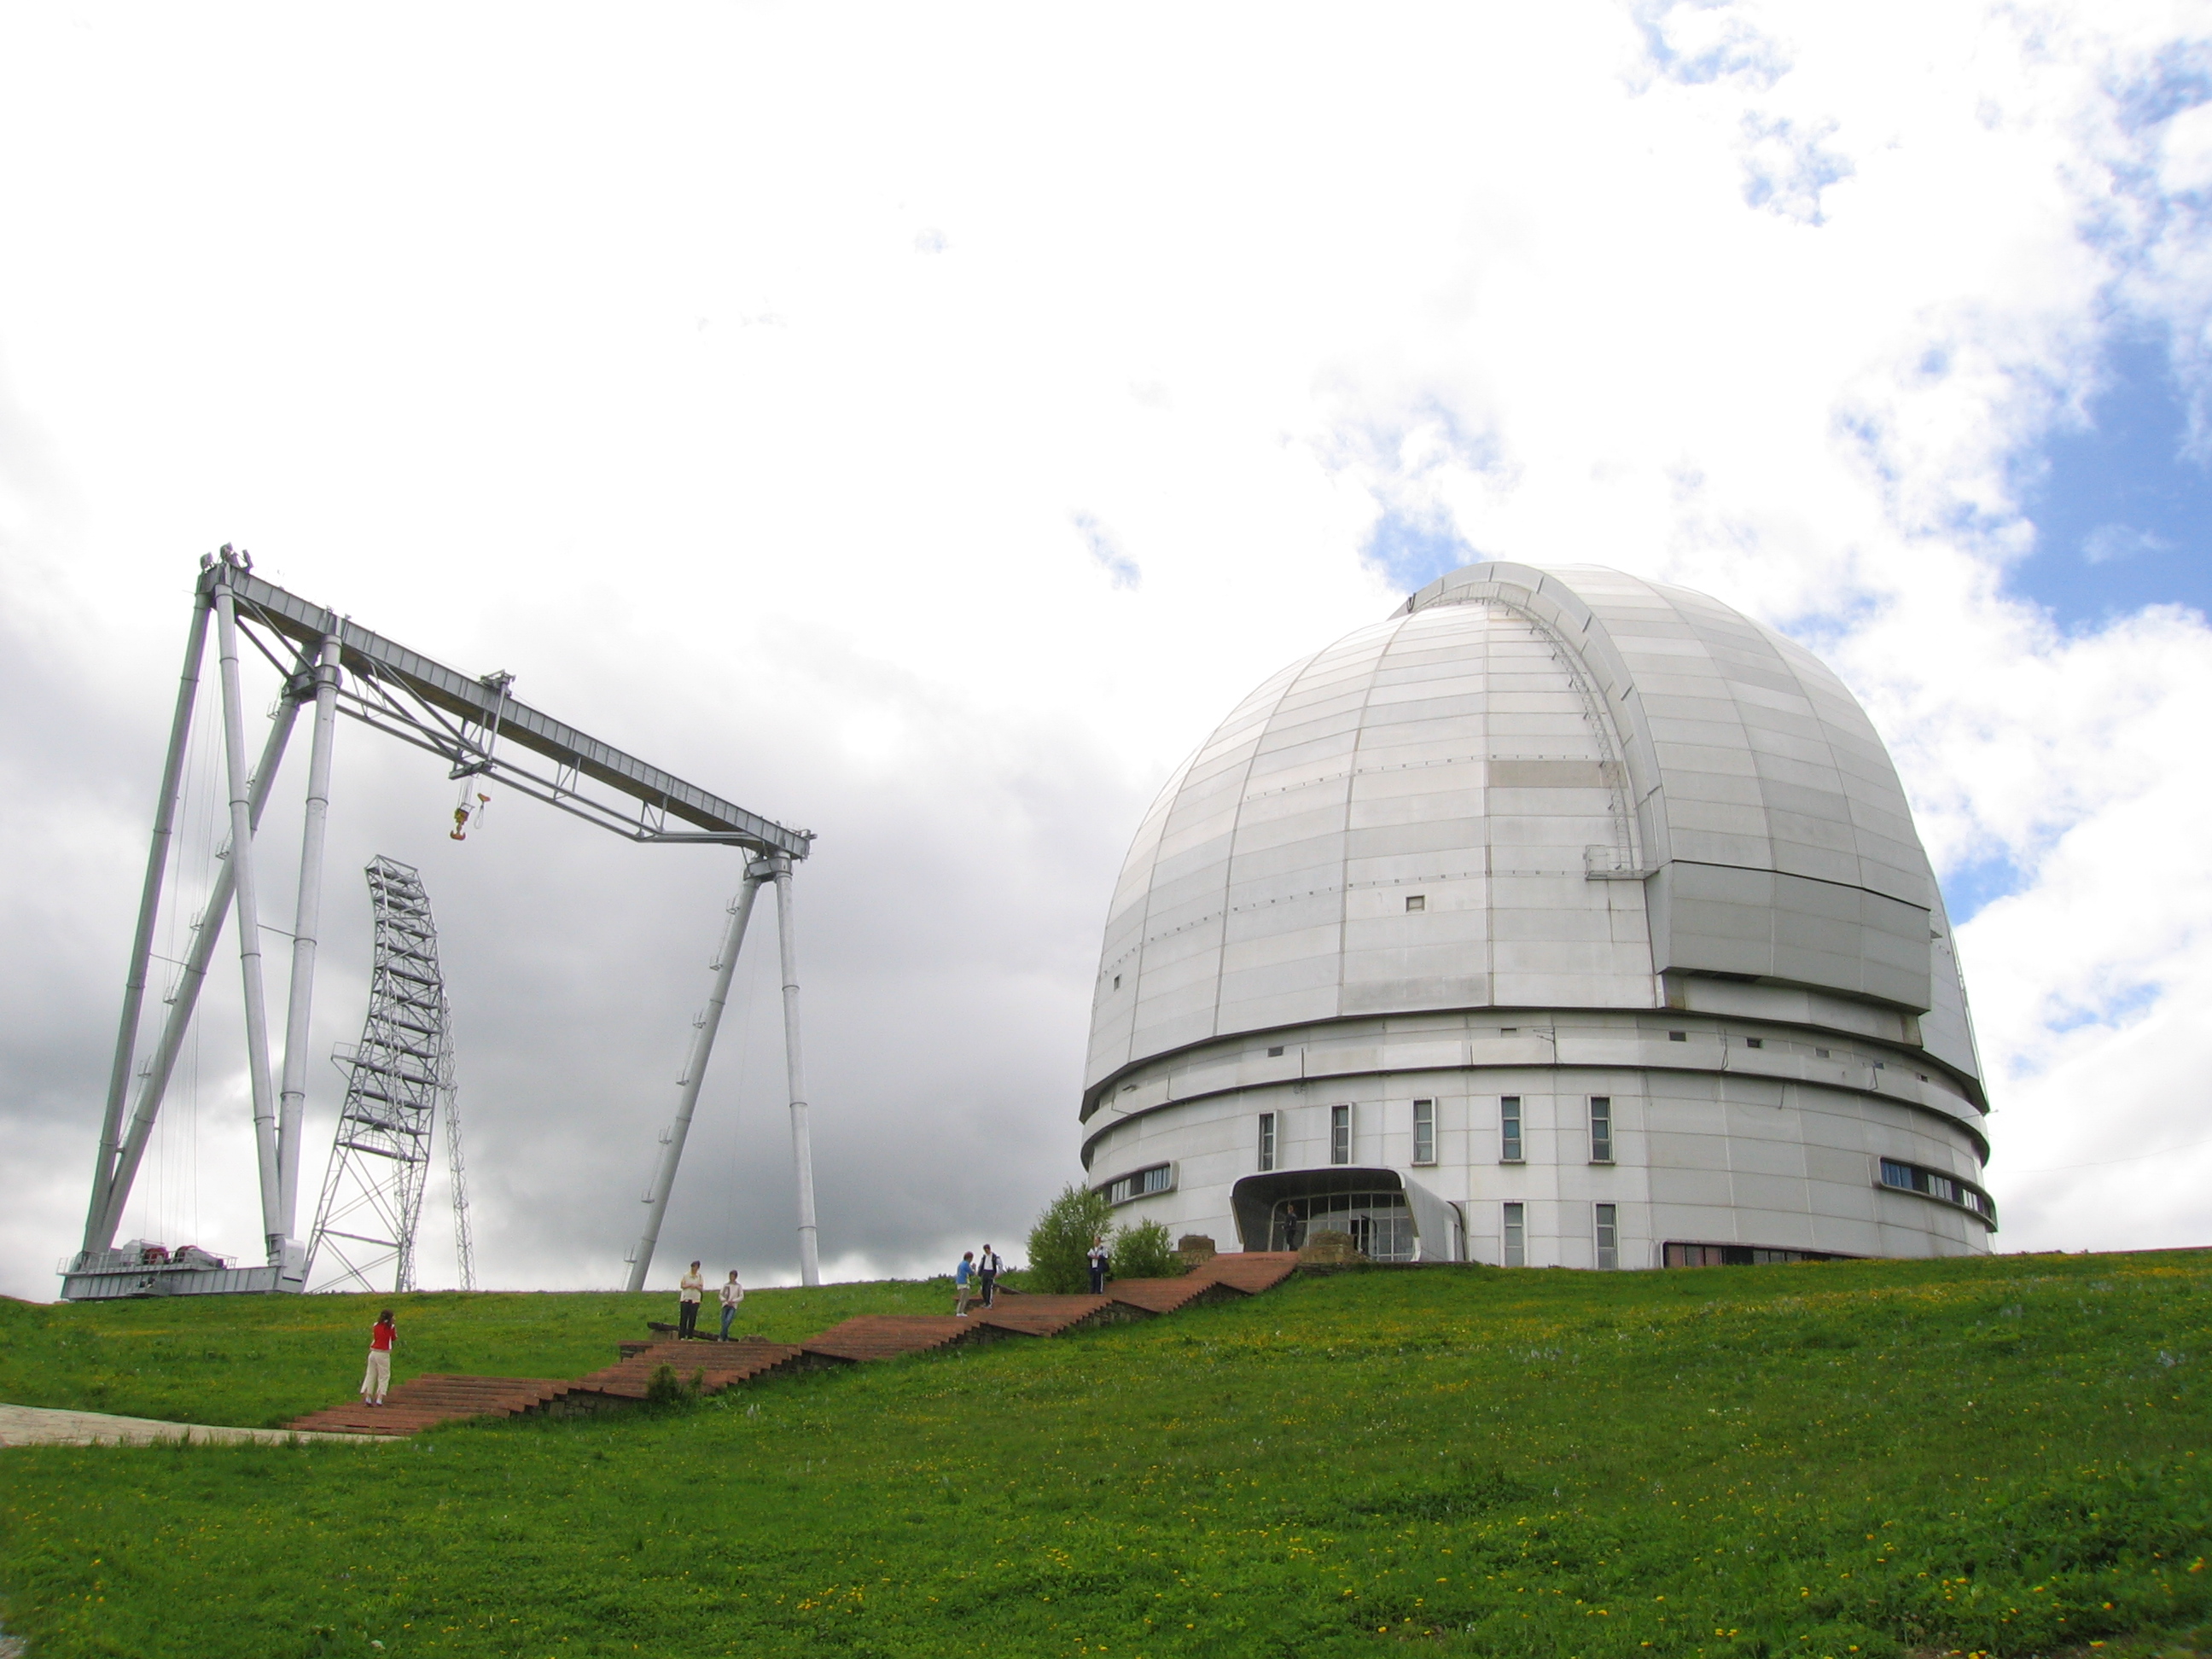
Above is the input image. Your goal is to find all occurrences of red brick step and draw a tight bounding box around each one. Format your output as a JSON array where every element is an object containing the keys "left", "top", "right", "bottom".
[
  {"left": 973, "top": 1294, "right": 1135, "bottom": 1336},
  {"left": 800, "top": 1315, "right": 1012, "bottom": 1363},
  {"left": 286, "top": 1374, "right": 570, "bottom": 1436},
  {"left": 568, "top": 1338, "right": 818, "bottom": 1404}
]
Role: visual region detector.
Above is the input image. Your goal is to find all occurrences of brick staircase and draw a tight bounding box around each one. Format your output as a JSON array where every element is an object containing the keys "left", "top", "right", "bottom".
[
  {"left": 564, "top": 1337, "right": 819, "bottom": 1406},
  {"left": 973, "top": 1293, "right": 1132, "bottom": 1336},
  {"left": 286, "top": 1375, "right": 573, "bottom": 1437},
  {"left": 799, "top": 1314, "right": 1001, "bottom": 1361},
  {"left": 284, "top": 1251, "right": 1301, "bottom": 1437}
]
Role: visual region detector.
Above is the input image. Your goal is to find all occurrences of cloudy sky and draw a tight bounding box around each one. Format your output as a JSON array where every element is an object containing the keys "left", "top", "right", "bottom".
[{"left": 3, "top": 1, "right": 2208, "bottom": 1301}]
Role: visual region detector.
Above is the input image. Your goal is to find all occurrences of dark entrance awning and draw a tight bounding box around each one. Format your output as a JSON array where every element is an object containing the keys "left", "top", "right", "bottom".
[{"left": 1229, "top": 1168, "right": 1459, "bottom": 1262}]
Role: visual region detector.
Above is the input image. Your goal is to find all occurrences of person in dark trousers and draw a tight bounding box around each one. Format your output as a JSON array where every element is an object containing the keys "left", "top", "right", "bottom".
[
  {"left": 953, "top": 1251, "right": 975, "bottom": 1317},
  {"left": 1087, "top": 1237, "right": 1109, "bottom": 1294},
  {"left": 678, "top": 1261, "right": 705, "bottom": 1339},
  {"left": 361, "top": 1309, "right": 396, "bottom": 1406},
  {"left": 976, "top": 1243, "right": 1002, "bottom": 1308}
]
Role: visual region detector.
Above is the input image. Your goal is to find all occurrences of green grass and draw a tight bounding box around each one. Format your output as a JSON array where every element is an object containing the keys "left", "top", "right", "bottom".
[
  {"left": 3, "top": 1250, "right": 2209, "bottom": 1658},
  {"left": 0, "top": 1278, "right": 975, "bottom": 1429}
]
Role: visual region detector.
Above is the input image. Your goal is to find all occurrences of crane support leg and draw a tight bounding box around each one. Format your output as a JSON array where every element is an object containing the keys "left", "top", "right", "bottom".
[
  {"left": 273, "top": 634, "right": 343, "bottom": 1278},
  {"left": 624, "top": 870, "right": 768, "bottom": 1293},
  {"left": 84, "top": 592, "right": 211, "bottom": 1253},
  {"left": 213, "top": 584, "right": 286, "bottom": 1266},
  {"left": 773, "top": 857, "right": 821, "bottom": 1289},
  {"left": 90, "top": 695, "right": 301, "bottom": 1252}
]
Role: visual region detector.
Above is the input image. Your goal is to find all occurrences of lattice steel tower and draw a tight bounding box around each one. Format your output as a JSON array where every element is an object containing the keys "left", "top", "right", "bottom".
[{"left": 306, "top": 857, "right": 474, "bottom": 1293}]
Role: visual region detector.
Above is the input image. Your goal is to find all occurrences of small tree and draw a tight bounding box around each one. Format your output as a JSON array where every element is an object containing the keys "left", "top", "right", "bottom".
[
  {"left": 1110, "top": 1217, "right": 1185, "bottom": 1278},
  {"left": 1026, "top": 1182, "right": 1115, "bottom": 1293}
]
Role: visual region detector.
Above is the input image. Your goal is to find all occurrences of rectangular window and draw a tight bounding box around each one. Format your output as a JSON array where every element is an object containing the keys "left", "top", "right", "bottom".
[
  {"left": 1499, "top": 1095, "right": 1523, "bottom": 1162},
  {"left": 1330, "top": 1103, "right": 1351, "bottom": 1165},
  {"left": 1406, "top": 894, "right": 1426, "bottom": 911},
  {"left": 1668, "top": 1030, "right": 1687, "bottom": 1042},
  {"left": 1503, "top": 1202, "right": 1526, "bottom": 1268},
  {"left": 1743, "top": 1036, "right": 1763, "bottom": 1048},
  {"left": 1412, "top": 1098, "right": 1435, "bottom": 1166},
  {"left": 1256, "top": 1112, "right": 1276, "bottom": 1173},
  {"left": 1595, "top": 1203, "right": 1618, "bottom": 1270},
  {"left": 1588, "top": 1096, "right": 1613, "bottom": 1164}
]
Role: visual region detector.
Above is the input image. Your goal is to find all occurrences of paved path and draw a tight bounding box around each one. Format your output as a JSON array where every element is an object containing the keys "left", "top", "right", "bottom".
[{"left": 0, "top": 1402, "right": 381, "bottom": 1447}]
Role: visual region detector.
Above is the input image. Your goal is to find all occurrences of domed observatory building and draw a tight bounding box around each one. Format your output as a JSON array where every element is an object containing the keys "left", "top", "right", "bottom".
[{"left": 1081, "top": 562, "right": 1991, "bottom": 1269}]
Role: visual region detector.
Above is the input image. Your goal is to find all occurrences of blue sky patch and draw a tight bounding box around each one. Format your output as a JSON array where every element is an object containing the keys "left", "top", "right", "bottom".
[
  {"left": 1072, "top": 512, "right": 1140, "bottom": 591},
  {"left": 1938, "top": 848, "right": 2029, "bottom": 926},
  {"left": 1364, "top": 507, "right": 1476, "bottom": 595},
  {"left": 2044, "top": 979, "right": 2163, "bottom": 1037},
  {"left": 2008, "top": 334, "right": 2212, "bottom": 626}
]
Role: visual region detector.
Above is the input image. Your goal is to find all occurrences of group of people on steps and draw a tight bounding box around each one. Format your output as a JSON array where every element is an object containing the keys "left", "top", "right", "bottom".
[
  {"left": 952, "top": 1243, "right": 1004, "bottom": 1315},
  {"left": 675, "top": 1261, "right": 748, "bottom": 1339},
  {"left": 952, "top": 1234, "right": 1109, "bottom": 1315}
]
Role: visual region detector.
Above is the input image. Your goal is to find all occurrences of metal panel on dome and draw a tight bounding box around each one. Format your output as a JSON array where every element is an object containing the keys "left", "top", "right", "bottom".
[{"left": 1395, "top": 562, "right": 1955, "bottom": 1030}]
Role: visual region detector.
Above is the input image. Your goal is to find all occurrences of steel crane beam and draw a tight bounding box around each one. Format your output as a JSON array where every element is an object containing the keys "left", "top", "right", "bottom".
[{"left": 207, "top": 565, "right": 811, "bottom": 859}]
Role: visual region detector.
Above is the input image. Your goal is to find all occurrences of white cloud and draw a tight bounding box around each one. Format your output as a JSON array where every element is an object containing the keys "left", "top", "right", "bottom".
[
  {"left": 2082, "top": 521, "right": 2172, "bottom": 561},
  {"left": 2, "top": 0, "right": 2209, "bottom": 1299}
]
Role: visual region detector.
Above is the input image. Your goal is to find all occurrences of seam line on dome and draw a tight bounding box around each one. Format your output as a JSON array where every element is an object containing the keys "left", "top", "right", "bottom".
[{"left": 1237, "top": 751, "right": 1629, "bottom": 800}]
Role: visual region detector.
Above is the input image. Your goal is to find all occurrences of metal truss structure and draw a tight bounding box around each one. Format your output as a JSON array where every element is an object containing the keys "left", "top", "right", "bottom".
[
  {"left": 66, "top": 549, "right": 820, "bottom": 1300},
  {"left": 306, "top": 859, "right": 470, "bottom": 1295}
]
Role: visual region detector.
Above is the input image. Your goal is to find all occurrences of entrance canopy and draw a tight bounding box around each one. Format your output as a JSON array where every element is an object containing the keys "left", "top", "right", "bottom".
[{"left": 1229, "top": 1168, "right": 1459, "bottom": 1263}]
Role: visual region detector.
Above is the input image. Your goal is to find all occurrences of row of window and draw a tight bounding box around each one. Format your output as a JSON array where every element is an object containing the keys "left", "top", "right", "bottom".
[
  {"left": 1663, "top": 1243, "right": 1848, "bottom": 1266},
  {"left": 1506, "top": 1211, "right": 1848, "bottom": 1270},
  {"left": 1878, "top": 1158, "right": 1997, "bottom": 1222},
  {"left": 1101, "top": 1163, "right": 1174, "bottom": 1205},
  {"left": 1266, "top": 1191, "right": 1413, "bottom": 1259},
  {"left": 1256, "top": 1097, "right": 1615, "bottom": 1171},
  {"left": 1094, "top": 1174, "right": 1926, "bottom": 1267}
]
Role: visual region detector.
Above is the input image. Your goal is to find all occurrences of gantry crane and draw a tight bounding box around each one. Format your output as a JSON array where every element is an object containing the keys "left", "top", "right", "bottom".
[{"left": 67, "top": 548, "right": 819, "bottom": 1297}]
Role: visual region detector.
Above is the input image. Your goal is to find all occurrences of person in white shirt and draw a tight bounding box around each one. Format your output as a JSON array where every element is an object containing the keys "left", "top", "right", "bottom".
[
  {"left": 678, "top": 1261, "right": 705, "bottom": 1339},
  {"left": 976, "top": 1244, "right": 1003, "bottom": 1308},
  {"left": 718, "top": 1270, "right": 745, "bottom": 1341}
]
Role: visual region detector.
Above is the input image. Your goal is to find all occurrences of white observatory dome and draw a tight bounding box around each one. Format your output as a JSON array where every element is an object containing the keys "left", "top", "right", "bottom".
[{"left": 1081, "top": 562, "right": 1989, "bottom": 1270}]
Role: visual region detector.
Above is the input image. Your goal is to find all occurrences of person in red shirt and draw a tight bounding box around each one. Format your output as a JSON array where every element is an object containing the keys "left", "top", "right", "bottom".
[{"left": 361, "top": 1309, "right": 396, "bottom": 1406}]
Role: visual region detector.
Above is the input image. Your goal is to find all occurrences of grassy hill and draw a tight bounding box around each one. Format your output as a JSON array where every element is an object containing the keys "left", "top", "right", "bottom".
[{"left": 0, "top": 1249, "right": 2208, "bottom": 1658}]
